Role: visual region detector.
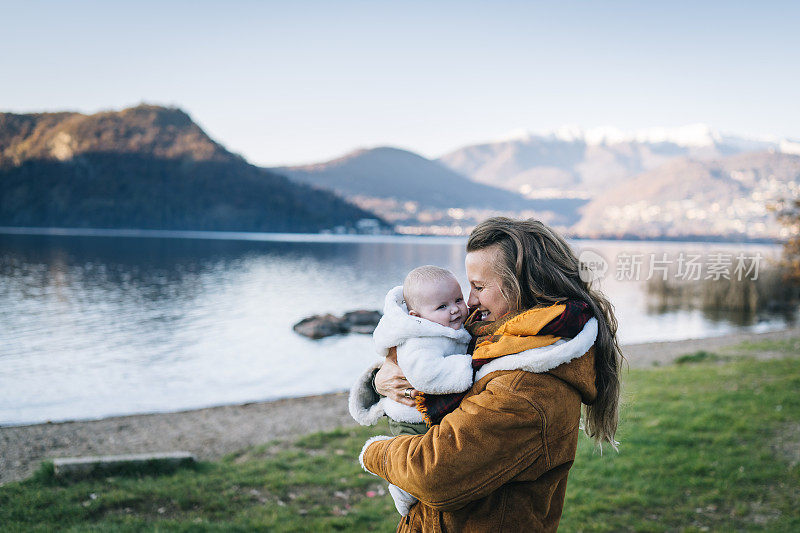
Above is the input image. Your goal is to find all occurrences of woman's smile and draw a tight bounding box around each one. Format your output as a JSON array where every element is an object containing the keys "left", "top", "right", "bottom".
[{"left": 465, "top": 246, "right": 511, "bottom": 321}]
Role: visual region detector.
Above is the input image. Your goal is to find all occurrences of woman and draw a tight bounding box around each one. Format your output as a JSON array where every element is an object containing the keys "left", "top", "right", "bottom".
[{"left": 351, "top": 217, "right": 622, "bottom": 532}]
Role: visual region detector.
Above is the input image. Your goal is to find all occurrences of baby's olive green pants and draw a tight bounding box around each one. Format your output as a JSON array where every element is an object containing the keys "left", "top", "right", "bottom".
[{"left": 387, "top": 418, "right": 428, "bottom": 436}]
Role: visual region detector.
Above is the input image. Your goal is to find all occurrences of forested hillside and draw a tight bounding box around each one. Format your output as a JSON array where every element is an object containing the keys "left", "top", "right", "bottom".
[{"left": 0, "top": 105, "right": 385, "bottom": 233}]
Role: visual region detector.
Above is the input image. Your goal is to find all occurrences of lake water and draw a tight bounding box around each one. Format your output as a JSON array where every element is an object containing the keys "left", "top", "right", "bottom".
[{"left": 0, "top": 230, "right": 791, "bottom": 426}]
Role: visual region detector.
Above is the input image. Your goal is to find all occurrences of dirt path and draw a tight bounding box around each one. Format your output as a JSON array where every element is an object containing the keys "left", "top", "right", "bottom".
[
  {"left": 621, "top": 325, "right": 800, "bottom": 366},
  {"left": 2, "top": 326, "right": 798, "bottom": 485}
]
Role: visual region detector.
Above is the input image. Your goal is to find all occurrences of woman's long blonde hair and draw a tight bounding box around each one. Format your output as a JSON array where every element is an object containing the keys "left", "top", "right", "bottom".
[{"left": 467, "top": 217, "right": 622, "bottom": 448}]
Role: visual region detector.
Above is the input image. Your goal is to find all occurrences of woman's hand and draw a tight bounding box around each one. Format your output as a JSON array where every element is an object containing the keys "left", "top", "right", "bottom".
[{"left": 375, "top": 347, "right": 418, "bottom": 407}]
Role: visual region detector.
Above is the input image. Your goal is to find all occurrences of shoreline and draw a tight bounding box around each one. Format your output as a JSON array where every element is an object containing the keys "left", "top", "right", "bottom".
[
  {"left": 0, "top": 226, "right": 783, "bottom": 246},
  {"left": 2, "top": 324, "right": 798, "bottom": 485}
]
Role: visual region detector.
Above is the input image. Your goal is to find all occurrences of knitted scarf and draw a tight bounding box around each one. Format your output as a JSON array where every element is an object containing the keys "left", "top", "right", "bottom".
[{"left": 414, "top": 300, "right": 592, "bottom": 427}]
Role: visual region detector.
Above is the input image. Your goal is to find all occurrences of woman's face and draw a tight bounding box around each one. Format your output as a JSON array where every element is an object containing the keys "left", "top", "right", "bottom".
[{"left": 465, "top": 247, "right": 511, "bottom": 321}]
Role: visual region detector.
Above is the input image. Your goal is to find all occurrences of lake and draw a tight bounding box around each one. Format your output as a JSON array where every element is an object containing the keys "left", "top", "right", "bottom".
[{"left": 0, "top": 229, "right": 791, "bottom": 426}]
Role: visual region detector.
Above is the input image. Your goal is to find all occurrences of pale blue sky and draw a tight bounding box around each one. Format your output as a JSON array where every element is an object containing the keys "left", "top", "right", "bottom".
[{"left": 1, "top": 1, "right": 798, "bottom": 166}]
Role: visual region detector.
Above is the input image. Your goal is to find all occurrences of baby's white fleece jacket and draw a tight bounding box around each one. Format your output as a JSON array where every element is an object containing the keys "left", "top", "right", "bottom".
[{"left": 354, "top": 285, "right": 473, "bottom": 425}]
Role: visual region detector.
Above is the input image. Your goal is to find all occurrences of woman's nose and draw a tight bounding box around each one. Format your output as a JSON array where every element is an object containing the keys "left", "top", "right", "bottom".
[{"left": 467, "top": 290, "right": 479, "bottom": 307}]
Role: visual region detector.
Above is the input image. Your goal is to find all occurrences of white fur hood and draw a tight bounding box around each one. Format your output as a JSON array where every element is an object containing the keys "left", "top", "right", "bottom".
[
  {"left": 473, "top": 316, "right": 599, "bottom": 382},
  {"left": 372, "top": 285, "right": 471, "bottom": 357}
]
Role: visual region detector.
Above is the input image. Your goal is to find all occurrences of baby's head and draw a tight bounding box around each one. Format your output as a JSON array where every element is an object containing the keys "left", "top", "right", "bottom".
[{"left": 403, "top": 265, "right": 468, "bottom": 330}]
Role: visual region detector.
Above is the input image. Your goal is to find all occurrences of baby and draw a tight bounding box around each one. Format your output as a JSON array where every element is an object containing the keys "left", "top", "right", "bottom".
[
  {"left": 378, "top": 265, "right": 473, "bottom": 436},
  {"left": 352, "top": 265, "right": 475, "bottom": 515}
]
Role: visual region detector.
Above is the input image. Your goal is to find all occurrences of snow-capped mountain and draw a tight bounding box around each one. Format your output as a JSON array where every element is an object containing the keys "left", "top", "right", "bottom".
[
  {"left": 500, "top": 124, "right": 781, "bottom": 150},
  {"left": 438, "top": 125, "right": 798, "bottom": 199}
]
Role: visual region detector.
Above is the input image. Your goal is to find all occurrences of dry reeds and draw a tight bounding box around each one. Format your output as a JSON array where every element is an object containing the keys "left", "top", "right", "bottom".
[{"left": 646, "top": 267, "right": 798, "bottom": 316}]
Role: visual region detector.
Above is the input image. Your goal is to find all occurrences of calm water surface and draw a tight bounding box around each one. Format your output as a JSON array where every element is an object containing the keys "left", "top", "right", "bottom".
[{"left": 0, "top": 231, "right": 790, "bottom": 425}]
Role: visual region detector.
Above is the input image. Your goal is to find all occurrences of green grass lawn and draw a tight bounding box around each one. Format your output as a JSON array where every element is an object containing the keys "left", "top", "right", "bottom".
[{"left": 2, "top": 339, "right": 799, "bottom": 532}]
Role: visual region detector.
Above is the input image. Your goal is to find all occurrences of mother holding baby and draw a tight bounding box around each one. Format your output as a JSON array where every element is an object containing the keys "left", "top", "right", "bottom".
[{"left": 350, "top": 217, "right": 622, "bottom": 532}]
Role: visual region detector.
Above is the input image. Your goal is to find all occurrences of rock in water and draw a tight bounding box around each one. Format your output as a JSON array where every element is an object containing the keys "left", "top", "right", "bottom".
[
  {"left": 292, "top": 314, "right": 346, "bottom": 339},
  {"left": 293, "top": 310, "right": 381, "bottom": 339},
  {"left": 342, "top": 310, "right": 382, "bottom": 334}
]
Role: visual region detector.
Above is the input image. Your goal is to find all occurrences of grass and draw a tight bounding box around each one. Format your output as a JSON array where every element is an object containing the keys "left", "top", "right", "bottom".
[
  {"left": 722, "top": 337, "right": 800, "bottom": 356},
  {"left": 674, "top": 350, "right": 722, "bottom": 365},
  {"left": 1, "top": 338, "right": 799, "bottom": 532},
  {"left": 561, "top": 340, "right": 800, "bottom": 532}
]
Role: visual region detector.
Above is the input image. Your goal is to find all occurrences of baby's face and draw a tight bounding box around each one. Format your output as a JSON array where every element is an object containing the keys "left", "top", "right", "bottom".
[{"left": 409, "top": 277, "right": 469, "bottom": 330}]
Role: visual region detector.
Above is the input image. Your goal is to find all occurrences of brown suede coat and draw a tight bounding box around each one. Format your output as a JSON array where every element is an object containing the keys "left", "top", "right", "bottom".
[{"left": 361, "top": 348, "right": 597, "bottom": 532}]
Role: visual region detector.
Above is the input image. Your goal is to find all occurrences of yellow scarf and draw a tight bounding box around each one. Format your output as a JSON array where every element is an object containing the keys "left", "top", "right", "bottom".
[{"left": 469, "top": 304, "right": 567, "bottom": 363}]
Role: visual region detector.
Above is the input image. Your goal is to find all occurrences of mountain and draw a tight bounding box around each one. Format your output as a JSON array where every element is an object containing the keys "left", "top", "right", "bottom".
[
  {"left": 439, "top": 124, "right": 799, "bottom": 199},
  {"left": 0, "top": 105, "right": 234, "bottom": 165},
  {"left": 0, "top": 105, "right": 385, "bottom": 233},
  {"left": 276, "top": 147, "right": 586, "bottom": 226},
  {"left": 571, "top": 151, "right": 800, "bottom": 240}
]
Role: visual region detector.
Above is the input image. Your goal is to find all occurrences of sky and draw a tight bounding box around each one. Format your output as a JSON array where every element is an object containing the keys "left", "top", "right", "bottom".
[{"left": 1, "top": 0, "right": 799, "bottom": 166}]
